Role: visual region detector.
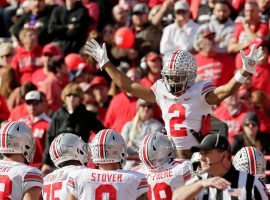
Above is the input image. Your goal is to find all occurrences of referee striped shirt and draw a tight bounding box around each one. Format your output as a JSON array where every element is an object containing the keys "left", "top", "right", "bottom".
[{"left": 188, "top": 166, "right": 270, "bottom": 200}]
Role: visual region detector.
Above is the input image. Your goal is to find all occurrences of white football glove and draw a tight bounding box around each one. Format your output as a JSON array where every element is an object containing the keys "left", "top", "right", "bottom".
[
  {"left": 240, "top": 44, "right": 264, "bottom": 76},
  {"left": 84, "top": 39, "right": 109, "bottom": 70}
]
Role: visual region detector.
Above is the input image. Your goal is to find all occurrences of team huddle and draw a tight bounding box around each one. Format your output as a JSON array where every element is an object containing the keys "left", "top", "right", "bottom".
[
  {"left": 0, "top": 121, "right": 191, "bottom": 199},
  {"left": 0, "top": 40, "right": 270, "bottom": 199}
]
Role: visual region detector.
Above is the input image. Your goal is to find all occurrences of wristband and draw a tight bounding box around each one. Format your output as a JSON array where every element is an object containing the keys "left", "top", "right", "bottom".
[{"left": 234, "top": 71, "right": 248, "bottom": 84}]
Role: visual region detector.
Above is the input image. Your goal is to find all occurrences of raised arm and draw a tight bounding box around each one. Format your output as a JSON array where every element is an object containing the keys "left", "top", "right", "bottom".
[
  {"left": 84, "top": 39, "right": 156, "bottom": 103},
  {"left": 205, "top": 44, "right": 264, "bottom": 105}
]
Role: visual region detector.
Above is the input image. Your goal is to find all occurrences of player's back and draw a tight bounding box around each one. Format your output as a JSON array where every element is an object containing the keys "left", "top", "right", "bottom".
[
  {"left": 0, "top": 159, "right": 43, "bottom": 199},
  {"left": 43, "top": 165, "right": 85, "bottom": 200},
  {"left": 141, "top": 160, "right": 191, "bottom": 200},
  {"left": 67, "top": 168, "right": 148, "bottom": 200}
]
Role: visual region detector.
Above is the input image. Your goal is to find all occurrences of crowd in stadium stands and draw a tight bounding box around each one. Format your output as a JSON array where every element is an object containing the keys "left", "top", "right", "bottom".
[{"left": 0, "top": 0, "right": 270, "bottom": 198}]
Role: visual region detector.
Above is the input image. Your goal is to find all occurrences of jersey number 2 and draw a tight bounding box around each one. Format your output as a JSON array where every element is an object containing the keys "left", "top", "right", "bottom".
[
  {"left": 168, "top": 104, "right": 187, "bottom": 137},
  {"left": 43, "top": 182, "right": 62, "bottom": 200},
  {"left": 0, "top": 175, "right": 12, "bottom": 199},
  {"left": 96, "top": 184, "right": 116, "bottom": 200}
]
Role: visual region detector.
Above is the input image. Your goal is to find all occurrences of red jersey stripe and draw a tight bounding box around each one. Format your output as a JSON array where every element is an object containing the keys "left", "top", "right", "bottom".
[{"left": 24, "top": 174, "right": 43, "bottom": 181}]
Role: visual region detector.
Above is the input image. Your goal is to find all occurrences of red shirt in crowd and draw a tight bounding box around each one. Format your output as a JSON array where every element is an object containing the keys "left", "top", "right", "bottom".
[
  {"left": 140, "top": 77, "right": 163, "bottom": 123},
  {"left": 195, "top": 53, "right": 236, "bottom": 87},
  {"left": 11, "top": 46, "right": 43, "bottom": 84},
  {"left": 214, "top": 102, "right": 249, "bottom": 143},
  {"left": 233, "top": 22, "right": 269, "bottom": 68},
  {"left": 140, "top": 77, "right": 154, "bottom": 88},
  {"left": 0, "top": 95, "right": 10, "bottom": 121},
  {"left": 232, "top": 0, "right": 246, "bottom": 13},
  {"left": 20, "top": 113, "right": 51, "bottom": 167},
  {"left": 40, "top": 72, "right": 67, "bottom": 112},
  {"left": 104, "top": 92, "right": 137, "bottom": 133},
  {"left": 31, "top": 67, "right": 48, "bottom": 89},
  {"left": 251, "top": 61, "right": 270, "bottom": 97},
  {"left": 254, "top": 109, "right": 270, "bottom": 133},
  {"left": 9, "top": 103, "right": 28, "bottom": 121}
]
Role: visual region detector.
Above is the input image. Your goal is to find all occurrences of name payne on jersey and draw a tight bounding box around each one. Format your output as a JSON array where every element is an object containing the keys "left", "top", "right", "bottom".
[
  {"left": 147, "top": 169, "right": 173, "bottom": 181},
  {"left": 90, "top": 172, "right": 123, "bottom": 183}
]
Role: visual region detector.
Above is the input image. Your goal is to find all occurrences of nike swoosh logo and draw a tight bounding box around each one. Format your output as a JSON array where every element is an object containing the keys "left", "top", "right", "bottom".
[{"left": 184, "top": 98, "right": 191, "bottom": 101}]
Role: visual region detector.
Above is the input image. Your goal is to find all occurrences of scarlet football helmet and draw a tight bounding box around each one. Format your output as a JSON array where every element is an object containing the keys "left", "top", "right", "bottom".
[
  {"left": 0, "top": 121, "right": 36, "bottom": 163},
  {"left": 162, "top": 50, "right": 197, "bottom": 94},
  {"left": 233, "top": 147, "right": 266, "bottom": 178},
  {"left": 90, "top": 129, "right": 127, "bottom": 168},
  {"left": 138, "top": 131, "right": 176, "bottom": 171},
  {"left": 50, "top": 133, "right": 89, "bottom": 167}
]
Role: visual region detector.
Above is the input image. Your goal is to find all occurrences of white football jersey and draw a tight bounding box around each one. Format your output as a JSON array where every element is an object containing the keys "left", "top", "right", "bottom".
[
  {"left": 67, "top": 168, "right": 148, "bottom": 200},
  {"left": 0, "top": 160, "right": 43, "bottom": 199},
  {"left": 151, "top": 80, "right": 215, "bottom": 150},
  {"left": 136, "top": 160, "right": 191, "bottom": 200},
  {"left": 43, "top": 165, "right": 85, "bottom": 200}
]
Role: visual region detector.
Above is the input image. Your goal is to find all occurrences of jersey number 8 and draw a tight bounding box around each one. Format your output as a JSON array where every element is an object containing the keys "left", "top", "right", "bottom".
[{"left": 96, "top": 184, "right": 116, "bottom": 200}]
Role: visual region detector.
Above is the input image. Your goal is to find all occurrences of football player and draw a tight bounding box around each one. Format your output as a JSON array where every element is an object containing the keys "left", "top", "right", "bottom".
[
  {"left": 189, "top": 152, "right": 205, "bottom": 180},
  {"left": 43, "top": 133, "right": 88, "bottom": 200},
  {"left": 84, "top": 39, "right": 264, "bottom": 160},
  {"left": 67, "top": 129, "right": 148, "bottom": 200},
  {"left": 233, "top": 146, "right": 266, "bottom": 179},
  {"left": 0, "top": 121, "right": 43, "bottom": 199},
  {"left": 233, "top": 147, "right": 270, "bottom": 195},
  {"left": 136, "top": 131, "right": 191, "bottom": 200}
]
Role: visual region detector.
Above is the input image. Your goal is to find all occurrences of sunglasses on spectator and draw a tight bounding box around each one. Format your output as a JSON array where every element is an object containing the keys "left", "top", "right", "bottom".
[
  {"left": 175, "top": 9, "right": 188, "bottom": 15},
  {"left": 133, "top": 11, "right": 145, "bottom": 16},
  {"left": 25, "top": 100, "right": 41, "bottom": 106},
  {"left": 66, "top": 93, "right": 80, "bottom": 97},
  {"left": 43, "top": 53, "right": 54, "bottom": 57},
  {"left": 244, "top": 122, "right": 258, "bottom": 127},
  {"left": 0, "top": 53, "right": 13, "bottom": 58}
]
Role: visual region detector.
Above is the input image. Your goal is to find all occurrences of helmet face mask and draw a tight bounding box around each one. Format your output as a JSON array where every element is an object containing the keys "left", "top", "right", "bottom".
[
  {"left": 162, "top": 50, "right": 197, "bottom": 94},
  {"left": 190, "top": 152, "right": 203, "bottom": 177},
  {"left": 90, "top": 129, "right": 127, "bottom": 168},
  {"left": 139, "top": 132, "right": 176, "bottom": 172},
  {"left": 49, "top": 133, "right": 89, "bottom": 168},
  {"left": 233, "top": 147, "right": 266, "bottom": 179},
  {"left": 0, "top": 121, "right": 36, "bottom": 164},
  {"left": 162, "top": 72, "right": 189, "bottom": 94}
]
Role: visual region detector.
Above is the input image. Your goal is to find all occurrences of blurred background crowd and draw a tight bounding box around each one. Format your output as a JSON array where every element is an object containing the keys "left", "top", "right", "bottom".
[{"left": 0, "top": 0, "right": 270, "bottom": 179}]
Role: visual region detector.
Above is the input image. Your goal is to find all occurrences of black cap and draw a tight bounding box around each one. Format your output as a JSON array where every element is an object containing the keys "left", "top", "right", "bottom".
[
  {"left": 191, "top": 134, "right": 231, "bottom": 152},
  {"left": 242, "top": 112, "right": 260, "bottom": 127}
]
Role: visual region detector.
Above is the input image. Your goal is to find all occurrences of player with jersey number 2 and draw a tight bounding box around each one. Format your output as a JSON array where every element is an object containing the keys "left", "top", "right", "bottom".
[{"left": 84, "top": 39, "right": 264, "bottom": 160}]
